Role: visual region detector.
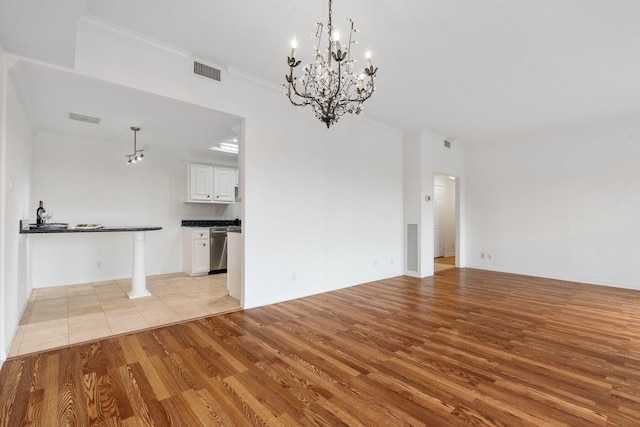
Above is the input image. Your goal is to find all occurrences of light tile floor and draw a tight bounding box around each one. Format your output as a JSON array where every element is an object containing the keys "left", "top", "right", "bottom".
[{"left": 9, "top": 272, "right": 240, "bottom": 357}]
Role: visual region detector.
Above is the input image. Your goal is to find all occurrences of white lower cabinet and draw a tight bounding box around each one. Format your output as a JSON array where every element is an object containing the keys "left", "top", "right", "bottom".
[{"left": 183, "top": 228, "right": 210, "bottom": 276}]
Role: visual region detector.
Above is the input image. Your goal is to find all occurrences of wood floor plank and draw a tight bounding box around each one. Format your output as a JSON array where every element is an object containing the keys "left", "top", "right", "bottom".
[
  {"left": 57, "top": 347, "right": 90, "bottom": 426},
  {"left": 127, "top": 361, "right": 172, "bottom": 426},
  {"left": 0, "top": 359, "right": 25, "bottom": 427},
  {"left": 2, "top": 268, "right": 640, "bottom": 425}
]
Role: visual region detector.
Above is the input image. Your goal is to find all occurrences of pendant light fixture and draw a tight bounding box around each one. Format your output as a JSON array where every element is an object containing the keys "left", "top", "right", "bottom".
[
  {"left": 126, "top": 126, "right": 144, "bottom": 164},
  {"left": 285, "top": 0, "right": 378, "bottom": 128}
]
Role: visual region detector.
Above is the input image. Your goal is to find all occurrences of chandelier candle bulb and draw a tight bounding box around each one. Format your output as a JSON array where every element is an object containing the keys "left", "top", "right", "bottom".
[
  {"left": 290, "top": 38, "right": 297, "bottom": 58},
  {"left": 365, "top": 50, "right": 372, "bottom": 67}
]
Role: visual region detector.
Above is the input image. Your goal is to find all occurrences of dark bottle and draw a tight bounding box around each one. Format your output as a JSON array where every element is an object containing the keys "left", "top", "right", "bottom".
[{"left": 36, "top": 201, "right": 44, "bottom": 226}]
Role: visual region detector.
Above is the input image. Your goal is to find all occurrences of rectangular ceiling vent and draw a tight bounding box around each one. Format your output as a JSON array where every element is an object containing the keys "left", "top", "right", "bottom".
[
  {"left": 444, "top": 139, "right": 452, "bottom": 148},
  {"left": 68, "top": 112, "right": 101, "bottom": 124},
  {"left": 194, "top": 61, "right": 221, "bottom": 81}
]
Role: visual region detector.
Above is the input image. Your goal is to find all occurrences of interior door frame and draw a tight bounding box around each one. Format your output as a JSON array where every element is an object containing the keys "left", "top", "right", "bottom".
[{"left": 433, "top": 173, "right": 461, "bottom": 268}]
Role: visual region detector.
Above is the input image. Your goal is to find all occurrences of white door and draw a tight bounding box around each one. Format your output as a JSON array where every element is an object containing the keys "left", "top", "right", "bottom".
[{"left": 434, "top": 183, "right": 445, "bottom": 258}]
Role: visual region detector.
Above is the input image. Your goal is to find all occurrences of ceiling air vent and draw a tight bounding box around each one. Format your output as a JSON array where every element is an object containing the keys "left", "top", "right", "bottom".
[
  {"left": 194, "top": 61, "right": 221, "bottom": 81},
  {"left": 68, "top": 112, "right": 101, "bottom": 124},
  {"left": 444, "top": 139, "right": 452, "bottom": 148}
]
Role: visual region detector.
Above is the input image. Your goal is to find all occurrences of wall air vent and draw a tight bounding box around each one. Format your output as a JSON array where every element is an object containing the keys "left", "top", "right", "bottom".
[
  {"left": 68, "top": 112, "right": 101, "bottom": 124},
  {"left": 444, "top": 139, "right": 452, "bottom": 148},
  {"left": 194, "top": 61, "right": 221, "bottom": 81},
  {"left": 407, "top": 224, "right": 418, "bottom": 272}
]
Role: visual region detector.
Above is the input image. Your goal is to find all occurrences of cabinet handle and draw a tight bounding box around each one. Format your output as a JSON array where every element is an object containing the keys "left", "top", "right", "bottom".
[
  {"left": 202, "top": 243, "right": 206, "bottom": 247},
  {"left": 207, "top": 195, "right": 210, "bottom": 198}
]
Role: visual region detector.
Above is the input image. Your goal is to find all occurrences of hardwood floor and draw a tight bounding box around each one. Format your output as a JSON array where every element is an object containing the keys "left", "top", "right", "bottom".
[
  {"left": 1, "top": 268, "right": 639, "bottom": 426},
  {"left": 435, "top": 256, "right": 456, "bottom": 265},
  {"left": 434, "top": 256, "right": 456, "bottom": 273}
]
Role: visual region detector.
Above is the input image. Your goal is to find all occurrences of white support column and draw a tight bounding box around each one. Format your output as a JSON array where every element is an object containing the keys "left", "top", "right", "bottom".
[{"left": 127, "top": 231, "right": 152, "bottom": 299}]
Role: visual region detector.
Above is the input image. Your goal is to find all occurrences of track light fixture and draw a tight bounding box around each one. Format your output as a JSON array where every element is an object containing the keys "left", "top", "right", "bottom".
[{"left": 126, "top": 127, "right": 144, "bottom": 164}]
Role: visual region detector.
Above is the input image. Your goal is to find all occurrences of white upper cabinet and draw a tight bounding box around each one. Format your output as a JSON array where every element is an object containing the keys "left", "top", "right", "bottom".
[
  {"left": 188, "top": 164, "right": 213, "bottom": 202},
  {"left": 187, "top": 163, "right": 236, "bottom": 204},
  {"left": 213, "top": 166, "right": 235, "bottom": 203}
]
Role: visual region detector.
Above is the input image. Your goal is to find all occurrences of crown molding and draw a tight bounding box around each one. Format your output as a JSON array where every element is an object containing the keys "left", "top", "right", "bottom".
[
  {"left": 226, "top": 66, "right": 282, "bottom": 93},
  {"left": 79, "top": 15, "right": 192, "bottom": 59}
]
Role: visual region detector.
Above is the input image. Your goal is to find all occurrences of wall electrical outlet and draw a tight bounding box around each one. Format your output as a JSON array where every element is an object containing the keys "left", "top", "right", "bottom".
[
  {"left": 480, "top": 252, "right": 485, "bottom": 260},
  {"left": 291, "top": 273, "right": 296, "bottom": 281},
  {"left": 487, "top": 253, "right": 493, "bottom": 261}
]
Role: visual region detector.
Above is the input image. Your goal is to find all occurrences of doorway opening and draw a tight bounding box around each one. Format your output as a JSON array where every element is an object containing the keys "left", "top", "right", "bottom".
[{"left": 434, "top": 174, "right": 457, "bottom": 272}]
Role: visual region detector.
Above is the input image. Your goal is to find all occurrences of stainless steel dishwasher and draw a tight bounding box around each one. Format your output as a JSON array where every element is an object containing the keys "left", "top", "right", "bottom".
[
  {"left": 209, "top": 225, "right": 242, "bottom": 273},
  {"left": 210, "top": 227, "right": 228, "bottom": 273}
]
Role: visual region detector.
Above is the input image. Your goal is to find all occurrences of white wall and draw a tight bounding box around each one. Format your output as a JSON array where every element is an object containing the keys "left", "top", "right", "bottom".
[
  {"left": 0, "top": 41, "right": 6, "bottom": 364},
  {"left": 244, "top": 113, "right": 404, "bottom": 306},
  {"left": 30, "top": 131, "right": 239, "bottom": 287},
  {"left": 47, "top": 18, "right": 405, "bottom": 307},
  {"left": 466, "top": 118, "right": 640, "bottom": 289},
  {"left": 1, "top": 52, "right": 35, "bottom": 362}
]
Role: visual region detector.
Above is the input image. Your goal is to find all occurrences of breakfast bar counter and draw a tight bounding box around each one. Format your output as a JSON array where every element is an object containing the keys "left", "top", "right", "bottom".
[
  {"left": 20, "top": 224, "right": 162, "bottom": 234},
  {"left": 20, "top": 222, "right": 162, "bottom": 299}
]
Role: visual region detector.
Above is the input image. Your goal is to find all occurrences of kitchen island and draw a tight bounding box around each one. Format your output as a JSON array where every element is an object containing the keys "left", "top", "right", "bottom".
[{"left": 20, "top": 222, "right": 162, "bottom": 299}]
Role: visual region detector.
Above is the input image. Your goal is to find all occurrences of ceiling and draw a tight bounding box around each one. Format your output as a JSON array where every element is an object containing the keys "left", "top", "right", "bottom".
[
  {"left": 2, "top": 0, "right": 640, "bottom": 145},
  {"left": 9, "top": 61, "right": 242, "bottom": 152}
]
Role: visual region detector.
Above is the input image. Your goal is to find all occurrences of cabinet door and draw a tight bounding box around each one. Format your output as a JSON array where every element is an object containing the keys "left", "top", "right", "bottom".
[
  {"left": 189, "top": 164, "right": 213, "bottom": 202},
  {"left": 192, "top": 238, "right": 210, "bottom": 273},
  {"left": 213, "top": 167, "right": 235, "bottom": 203}
]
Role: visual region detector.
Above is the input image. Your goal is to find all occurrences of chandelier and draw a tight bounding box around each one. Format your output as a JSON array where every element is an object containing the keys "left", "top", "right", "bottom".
[
  {"left": 126, "top": 126, "right": 144, "bottom": 164},
  {"left": 285, "top": 0, "right": 378, "bottom": 129}
]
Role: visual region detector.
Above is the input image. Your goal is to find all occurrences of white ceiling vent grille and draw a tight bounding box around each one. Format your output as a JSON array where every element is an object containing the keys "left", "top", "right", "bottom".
[
  {"left": 444, "top": 139, "right": 452, "bottom": 148},
  {"left": 68, "top": 112, "right": 101, "bottom": 124},
  {"left": 194, "top": 61, "right": 221, "bottom": 81}
]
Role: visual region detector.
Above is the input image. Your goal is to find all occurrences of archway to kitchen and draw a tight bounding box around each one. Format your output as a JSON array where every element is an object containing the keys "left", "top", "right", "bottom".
[{"left": 9, "top": 60, "right": 248, "bottom": 357}]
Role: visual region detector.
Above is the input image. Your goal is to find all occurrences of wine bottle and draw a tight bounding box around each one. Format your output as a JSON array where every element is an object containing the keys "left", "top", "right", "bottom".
[{"left": 36, "top": 201, "right": 44, "bottom": 226}]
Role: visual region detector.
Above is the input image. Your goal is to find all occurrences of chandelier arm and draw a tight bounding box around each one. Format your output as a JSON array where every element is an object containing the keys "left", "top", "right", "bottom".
[
  {"left": 347, "top": 19, "right": 354, "bottom": 63},
  {"left": 287, "top": 85, "right": 313, "bottom": 106},
  {"left": 286, "top": 72, "right": 319, "bottom": 107},
  {"left": 327, "top": 0, "right": 333, "bottom": 68},
  {"left": 286, "top": 87, "right": 310, "bottom": 107},
  {"left": 333, "top": 61, "right": 346, "bottom": 102},
  {"left": 327, "top": 0, "right": 333, "bottom": 38},
  {"left": 315, "top": 23, "right": 325, "bottom": 60}
]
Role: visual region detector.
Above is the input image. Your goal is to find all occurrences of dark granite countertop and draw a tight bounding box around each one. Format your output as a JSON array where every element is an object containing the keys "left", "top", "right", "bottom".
[
  {"left": 20, "top": 222, "right": 162, "bottom": 234},
  {"left": 181, "top": 219, "right": 241, "bottom": 227}
]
